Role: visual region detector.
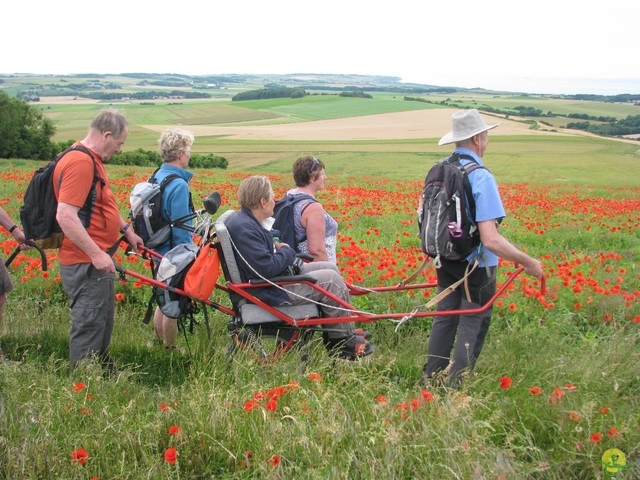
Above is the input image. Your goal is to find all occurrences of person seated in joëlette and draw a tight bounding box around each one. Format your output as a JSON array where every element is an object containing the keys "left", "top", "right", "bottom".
[{"left": 225, "top": 175, "right": 373, "bottom": 360}]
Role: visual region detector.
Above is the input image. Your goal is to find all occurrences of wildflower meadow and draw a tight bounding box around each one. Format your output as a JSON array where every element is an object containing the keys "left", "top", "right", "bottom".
[{"left": 0, "top": 158, "right": 638, "bottom": 479}]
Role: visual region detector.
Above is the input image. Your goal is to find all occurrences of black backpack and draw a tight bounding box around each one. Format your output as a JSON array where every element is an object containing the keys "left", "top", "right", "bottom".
[
  {"left": 418, "top": 153, "right": 486, "bottom": 264},
  {"left": 19, "top": 145, "right": 104, "bottom": 249},
  {"left": 129, "top": 168, "right": 193, "bottom": 249},
  {"left": 272, "top": 193, "right": 318, "bottom": 250}
]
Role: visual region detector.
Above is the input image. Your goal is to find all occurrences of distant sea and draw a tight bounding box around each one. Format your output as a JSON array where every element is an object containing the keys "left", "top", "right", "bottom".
[{"left": 404, "top": 75, "right": 640, "bottom": 96}]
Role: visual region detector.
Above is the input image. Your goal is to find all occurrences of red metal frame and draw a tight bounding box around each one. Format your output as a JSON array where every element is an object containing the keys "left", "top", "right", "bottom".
[
  {"left": 223, "top": 266, "right": 545, "bottom": 326},
  {"left": 119, "top": 243, "right": 546, "bottom": 325},
  {"left": 116, "top": 243, "right": 546, "bottom": 362}
]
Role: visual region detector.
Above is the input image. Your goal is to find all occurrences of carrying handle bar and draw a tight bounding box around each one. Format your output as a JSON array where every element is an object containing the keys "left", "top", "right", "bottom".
[{"left": 4, "top": 240, "right": 48, "bottom": 271}]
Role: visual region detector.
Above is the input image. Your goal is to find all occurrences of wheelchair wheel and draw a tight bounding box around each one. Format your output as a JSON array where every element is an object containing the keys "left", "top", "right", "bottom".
[{"left": 226, "top": 325, "right": 309, "bottom": 363}]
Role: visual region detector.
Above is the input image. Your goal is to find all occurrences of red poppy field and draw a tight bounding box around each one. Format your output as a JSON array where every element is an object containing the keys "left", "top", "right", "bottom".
[{"left": 0, "top": 161, "right": 638, "bottom": 478}]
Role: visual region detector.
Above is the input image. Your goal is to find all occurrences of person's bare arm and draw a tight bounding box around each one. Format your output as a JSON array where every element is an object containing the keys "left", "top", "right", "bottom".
[
  {"left": 301, "top": 202, "right": 328, "bottom": 261},
  {"left": 0, "top": 207, "right": 27, "bottom": 246},
  {"left": 57, "top": 202, "right": 115, "bottom": 272},
  {"left": 478, "top": 220, "right": 543, "bottom": 279},
  {"left": 118, "top": 217, "right": 144, "bottom": 251}
]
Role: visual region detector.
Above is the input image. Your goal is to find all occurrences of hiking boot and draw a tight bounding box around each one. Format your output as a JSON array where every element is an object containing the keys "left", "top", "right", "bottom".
[
  {"left": 325, "top": 334, "right": 374, "bottom": 361},
  {"left": 101, "top": 354, "right": 118, "bottom": 379}
]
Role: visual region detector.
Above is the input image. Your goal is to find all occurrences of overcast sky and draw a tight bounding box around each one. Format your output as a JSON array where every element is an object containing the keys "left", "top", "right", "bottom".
[{"left": 3, "top": 0, "right": 638, "bottom": 95}]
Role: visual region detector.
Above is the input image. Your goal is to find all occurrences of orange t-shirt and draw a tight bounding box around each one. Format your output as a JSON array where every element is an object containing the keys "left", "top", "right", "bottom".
[{"left": 53, "top": 143, "right": 121, "bottom": 265}]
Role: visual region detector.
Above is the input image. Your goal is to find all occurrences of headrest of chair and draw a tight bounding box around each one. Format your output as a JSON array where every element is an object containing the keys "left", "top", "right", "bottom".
[
  {"left": 215, "top": 209, "right": 236, "bottom": 225},
  {"left": 214, "top": 210, "right": 242, "bottom": 283}
]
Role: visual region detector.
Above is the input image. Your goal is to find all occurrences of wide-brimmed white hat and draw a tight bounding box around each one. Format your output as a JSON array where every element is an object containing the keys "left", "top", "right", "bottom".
[{"left": 438, "top": 109, "right": 500, "bottom": 146}]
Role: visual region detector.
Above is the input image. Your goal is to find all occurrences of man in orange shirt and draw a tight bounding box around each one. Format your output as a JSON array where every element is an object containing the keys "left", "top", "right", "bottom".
[{"left": 54, "top": 109, "right": 143, "bottom": 375}]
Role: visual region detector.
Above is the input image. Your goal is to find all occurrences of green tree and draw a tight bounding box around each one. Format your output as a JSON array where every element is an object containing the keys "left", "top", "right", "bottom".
[{"left": 0, "top": 91, "right": 57, "bottom": 160}]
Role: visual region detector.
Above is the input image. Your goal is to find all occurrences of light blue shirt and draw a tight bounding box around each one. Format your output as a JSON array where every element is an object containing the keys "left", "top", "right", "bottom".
[{"left": 454, "top": 147, "right": 505, "bottom": 267}]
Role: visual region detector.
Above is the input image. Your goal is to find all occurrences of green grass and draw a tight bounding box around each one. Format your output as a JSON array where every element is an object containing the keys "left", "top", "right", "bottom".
[
  {"left": 232, "top": 95, "right": 436, "bottom": 122},
  {"left": 1, "top": 92, "right": 639, "bottom": 477},
  {"left": 1, "top": 154, "right": 639, "bottom": 478}
]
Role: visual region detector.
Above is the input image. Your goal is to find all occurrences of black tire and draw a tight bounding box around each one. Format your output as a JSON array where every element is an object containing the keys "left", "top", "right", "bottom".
[{"left": 226, "top": 325, "right": 310, "bottom": 362}]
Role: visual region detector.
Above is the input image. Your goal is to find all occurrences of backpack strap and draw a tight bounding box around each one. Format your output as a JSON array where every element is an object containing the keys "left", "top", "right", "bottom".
[
  {"left": 148, "top": 167, "right": 162, "bottom": 184},
  {"left": 292, "top": 193, "right": 319, "bottom": 244},
  {"left": 152, "top": 172, "right": 186, "bottom": 249},
  {"left": 56, "top": 144, "right": 103, "bottom": 187},
  {"left": 56, "top": 145, "right": 105, "bottom": 229},
  {"left": 447, "top": 153, "right": 486, "bottom": 223}
]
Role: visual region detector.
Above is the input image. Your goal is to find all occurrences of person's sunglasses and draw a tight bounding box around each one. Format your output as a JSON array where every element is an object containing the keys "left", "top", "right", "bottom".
[{"left": 309, "top": 157, "right": 320, "bottom": 175}]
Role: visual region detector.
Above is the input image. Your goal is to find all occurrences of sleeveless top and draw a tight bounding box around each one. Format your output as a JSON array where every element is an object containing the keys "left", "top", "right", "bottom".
[{"left": 290, "top": 191, "right": 338, "bottom": 264}]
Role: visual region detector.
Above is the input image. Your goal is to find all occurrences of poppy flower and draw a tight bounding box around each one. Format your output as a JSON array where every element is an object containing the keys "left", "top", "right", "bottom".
[
  {"left": 589, "top": 433, "right": 602, "bottom": 444},
  {"left": 607, "top": 426, "right": 619, "bottom": 438},
  {"left": 267, "top": 386, "right": 286, "bottom": 400},
  {"left": 159, "top": 403, "right": 170, "bottom": 412},
  {"left": 253, "top": 391, "right": 267, "bottom": 401},
  {"left": 420, "top": 390, "right": 434, "bottom": 402},
  {"left": 529, "top": 386, "right": 542, "bottom": 396},
  {"left": 269, "top": 454, "right": 281, "bottom": 467},
  {"left": 115, "top": 293, "right": 125, "bottom": 301},
  {"left": 265, "top": 399, "right": 278, "bottom": 412},
  {"left": 244, "top": 400, "right": 259, "bottom": 412},
  {"left": 309, "top": 372, "right": 322, "bottom": 382},
  {"left": 499, "top": 376, "right": 512, "bottom": 389},
  {"left": 164, "top": 447, "right": 177, "bottom": 464},
  {"left": 568, "top": 412, "right": 580, "bottom": 421},
  {"left": 71, "top": 448, "right": 89, "bottom": 465},
  {"left": 376, "top": 395, "right": 389, "bottom": 404},
  {"left": 168, "top": 425, "right": 180, "bottom": 435},
  {"left": 599, "top": 405, "right": 610, "bottom": 415},
  {"left": 72, "top": 382, "right": 86, "bottom": 393},
  {"left": 548, "top": 387, "right": 565, "bottom": 406}
]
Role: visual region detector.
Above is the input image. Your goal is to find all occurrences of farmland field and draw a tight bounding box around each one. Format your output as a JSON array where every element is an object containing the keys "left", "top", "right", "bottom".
[{"left": 1, "top": 87, "right": 639, "bottom": 478}]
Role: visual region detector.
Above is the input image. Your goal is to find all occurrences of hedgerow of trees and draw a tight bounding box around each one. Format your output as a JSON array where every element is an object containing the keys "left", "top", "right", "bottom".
[
  {"left": 82, "top": 91, "right": 211, "bottom": 101},
  {"left": 339, "top": 90, "right": 373, "bottom": 99},
  {"left": 566, "top": 114, "right": 640, "bottom": 136},
  {"left": 54, "top": 141, "right": 228, "bottom": 169},
  {"left": 567, "top": 113, "right": 617, "bottom": 122},
  {"left": 232, "top": 87, "right": 307, "bottom": 101},
  {"left": 110, "top": 149, "right": 228, "bottom": 169},
  {"left": 0, "top": 91, "right": 57, "bottom": 160}
]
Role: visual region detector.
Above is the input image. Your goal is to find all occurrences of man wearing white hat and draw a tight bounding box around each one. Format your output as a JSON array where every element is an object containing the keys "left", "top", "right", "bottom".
[{"left": 422, "top": 109, "right": 543, "bottom": 387}]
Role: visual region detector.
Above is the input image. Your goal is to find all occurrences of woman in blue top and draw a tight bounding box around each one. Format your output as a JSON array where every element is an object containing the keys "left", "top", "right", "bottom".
[
  {"left": 152, "top": 128, "right": 195, "bottom": 349},
  {"left": 288, "top": 156, "right": 338, "bottom": 263}
]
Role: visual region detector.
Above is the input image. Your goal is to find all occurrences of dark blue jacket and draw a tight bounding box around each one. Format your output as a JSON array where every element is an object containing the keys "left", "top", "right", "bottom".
[{"left": 226, "top": 207, "right": 295, "bottom": 306}]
